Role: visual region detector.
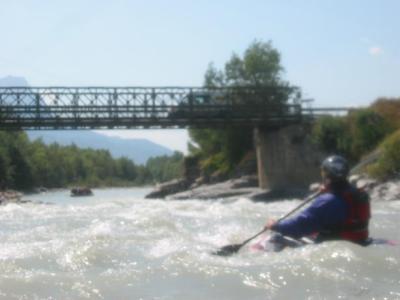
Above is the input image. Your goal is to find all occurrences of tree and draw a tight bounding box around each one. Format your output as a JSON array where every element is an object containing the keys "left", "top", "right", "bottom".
[
  {"left": 204, "top": 63, "right": 224, "bottom": 88},
  {"left": 348, "top": 109, "right": 391, "bottom": 158},
  {"left": 0, "top": 146, "right": 12, "bottom": 187},
  {"left": 146, "top": 151, "right": 184, "bottom": 183},
  {"left": 189, "top": 40, "right": 296, "bottom": 176},
  {"left": 312, "top": 115, "right": 352, "bottom": 158},
  {"left": 115, "top": 157, "right": 137, "bottom": 181},
  {"left": 225, "top": 41, "right": 283, "bottom": 87}
]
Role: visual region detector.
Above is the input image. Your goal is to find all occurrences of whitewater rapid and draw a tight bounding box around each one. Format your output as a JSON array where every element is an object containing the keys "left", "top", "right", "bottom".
[{"left": 0, "top": 188, "right": 398, "bottom": 299}]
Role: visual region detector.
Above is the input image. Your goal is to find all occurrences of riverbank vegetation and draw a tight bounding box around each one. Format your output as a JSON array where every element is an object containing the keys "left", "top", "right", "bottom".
[
  {"left": 0, "top": 131, "right": 183, "bottom": 190},
  {"left": 311, "top": 98, "right": 400, "bottom": 179}
]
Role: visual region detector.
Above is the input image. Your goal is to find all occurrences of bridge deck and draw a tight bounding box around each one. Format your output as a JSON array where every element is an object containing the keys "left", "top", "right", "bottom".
[{"left": 0, "top": 87, "right": 350, "bottom": 129}]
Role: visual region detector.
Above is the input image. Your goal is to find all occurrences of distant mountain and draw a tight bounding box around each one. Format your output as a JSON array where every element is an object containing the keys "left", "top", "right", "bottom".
[
  {"left": 0, "top": 75, "right": 29, "bottom": 86},
  {"left": 26, "top": 130, "right": 174, "bottom": 164}
]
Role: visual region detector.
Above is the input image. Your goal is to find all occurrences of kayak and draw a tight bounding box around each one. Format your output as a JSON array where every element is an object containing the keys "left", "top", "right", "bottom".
[
  {"left": 250, "top": 233, "right": 398, "bottom": 253},
  {"left": 250, "top": 233, "right": 307, "bottom": 252}
]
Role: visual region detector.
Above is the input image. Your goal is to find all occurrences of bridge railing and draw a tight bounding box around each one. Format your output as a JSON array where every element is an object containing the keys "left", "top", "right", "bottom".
[
  {"left": 0, "top": 86, "right": 305, "bottom": 129},
  {"left": 302, "top": 107, "right": 357, "bottom": 119}
]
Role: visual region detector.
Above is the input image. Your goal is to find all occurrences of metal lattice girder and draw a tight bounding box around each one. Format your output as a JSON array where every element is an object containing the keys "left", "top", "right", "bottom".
[
  {"left": 0, "top": 86, "right": 347, "bottom": 130},
  {"left": 0, "top": 86, "right": 299, "bottom": 105}
]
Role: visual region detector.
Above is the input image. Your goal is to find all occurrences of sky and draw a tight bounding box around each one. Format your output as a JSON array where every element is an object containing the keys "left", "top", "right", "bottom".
[{"left": 1, "top": 0, "right": 399, "bottom": 153}]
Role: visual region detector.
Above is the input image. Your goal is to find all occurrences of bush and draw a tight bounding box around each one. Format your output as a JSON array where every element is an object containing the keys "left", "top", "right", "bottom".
[
  {"left": 348, "top": 109, "right": 392, "bottom": 158},
  {"left": 370, "top": 98, "right": 400, "bottom": 130},
  {"left": 200, "top": 152, "right": 230, "bottom": 177},
  {"left": 368, "top": 129, "right": 400, "bottom": 179},
  {"left": 311, "top": 108, "right": 393, "bottom": 164},
  {"left": 311, "top": 115, "right": 351, "bottom": 157}
]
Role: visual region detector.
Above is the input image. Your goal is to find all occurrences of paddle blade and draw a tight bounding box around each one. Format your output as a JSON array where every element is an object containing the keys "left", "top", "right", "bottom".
[{"left": 212, "top": 243, "right": 243, "bottom": 256}]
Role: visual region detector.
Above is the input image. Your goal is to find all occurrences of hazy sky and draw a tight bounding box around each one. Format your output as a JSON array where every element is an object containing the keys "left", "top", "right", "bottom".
[{"left": 1, "top": 0, "right": 399, "bottom": 153}]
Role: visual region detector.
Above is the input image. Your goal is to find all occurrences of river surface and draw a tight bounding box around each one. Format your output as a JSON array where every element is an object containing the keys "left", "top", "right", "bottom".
[{"left": 0, "top": 187, "right": 399, "bottom": 299}]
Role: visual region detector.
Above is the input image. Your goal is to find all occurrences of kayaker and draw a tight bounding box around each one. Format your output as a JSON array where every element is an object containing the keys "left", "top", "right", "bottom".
[{"left": 265, "top": 155, "right": 371, "bottom": 247}]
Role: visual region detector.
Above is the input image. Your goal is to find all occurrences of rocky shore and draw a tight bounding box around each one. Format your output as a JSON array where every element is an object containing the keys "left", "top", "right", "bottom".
[
  {"left": 145, "top": 174, "right": 400, "bottom": 202},
  {"left": 145, "top": 175, "right": 284, "bottom": 201},
  {"left": 369, "top": 178, "right": 400, "bottom": 201},
  {"left": 0, "top": 190, "right": 30, "bottom": 205},
  {"left": 349, "top": 174, "right": 400, "bottom": 202}
]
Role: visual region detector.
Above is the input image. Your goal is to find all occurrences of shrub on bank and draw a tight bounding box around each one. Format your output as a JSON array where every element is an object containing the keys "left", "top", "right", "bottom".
[
  {"left": 311, "top": 115, "right": 351, "bottom": 157},
  {"left": 368, "top": 129, "right": 400, "bottom": 180},
  {"left": 311, "top": 108, "right": 392, "bottom": 162},
  {"left": 370, "top": 98, "right": 400, "bottom": 130},
  {"left": 347, "top": 109, "right": 392, "bottom": 159}
]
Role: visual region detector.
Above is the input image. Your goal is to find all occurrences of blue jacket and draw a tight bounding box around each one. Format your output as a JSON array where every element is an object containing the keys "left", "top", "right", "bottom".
[{"left": 272, "top": 192, "right": 348, "bottom": 239}]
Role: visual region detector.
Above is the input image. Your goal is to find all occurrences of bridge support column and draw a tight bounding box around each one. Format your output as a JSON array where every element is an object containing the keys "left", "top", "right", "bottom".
[{"left": 255, "top": 125, "right": 324, "bottom": 191}]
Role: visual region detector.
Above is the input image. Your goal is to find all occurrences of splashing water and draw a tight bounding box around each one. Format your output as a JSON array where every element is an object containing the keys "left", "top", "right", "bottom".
[{"left": 0, "top": 188, "right": 398, "bottom": 299}]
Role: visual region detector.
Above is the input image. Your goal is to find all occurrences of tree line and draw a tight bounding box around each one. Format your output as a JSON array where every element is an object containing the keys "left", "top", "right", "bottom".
[{"left": 0, "top": 131, "right": 183, "bottom": 190}]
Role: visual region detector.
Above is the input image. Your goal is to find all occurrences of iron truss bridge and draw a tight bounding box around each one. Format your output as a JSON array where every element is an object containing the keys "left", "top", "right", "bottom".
[{"left": 0, "top": 87, "right": 350, "bottom": 130}]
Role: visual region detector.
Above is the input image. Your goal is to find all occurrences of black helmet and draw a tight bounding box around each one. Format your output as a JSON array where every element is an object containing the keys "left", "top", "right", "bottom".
[{"left": 321, "top": 155, "right": 349, "bottom": 180}]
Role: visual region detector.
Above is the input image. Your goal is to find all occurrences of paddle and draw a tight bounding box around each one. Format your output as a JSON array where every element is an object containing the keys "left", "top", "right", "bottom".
[{"left": 212, "top": 190, "right": 322, "bottom": 256}]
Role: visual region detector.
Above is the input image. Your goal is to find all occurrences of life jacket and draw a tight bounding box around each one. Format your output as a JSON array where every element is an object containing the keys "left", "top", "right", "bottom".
[{"left": 318, "top": 184, "right": 370, "bottom": 244}]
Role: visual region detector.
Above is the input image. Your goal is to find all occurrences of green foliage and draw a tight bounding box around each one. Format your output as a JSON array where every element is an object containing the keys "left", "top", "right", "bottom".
[
  {"left": 0, "top": 131, "right": 184, "bottom": 190},
  {"left": 0, "top": 132, "right": 34, "bottom": 189},
  {"left": 204, "top": 63, "right": 224, "bottom": 87},
  {"left": 348, "top": 109, "right": 391, "bottom": 158},
  {"left": 311, "top": 115, "right": 351, "bottom": 157},
  {"left": 190, "top": 40, "right": 295, "bottom": 176},
  {"left": 312, "top": 107, "right": 395, "bottom": 174},
  {"left": 146, "top": 151, "right": 184, "bottom": 183},
  {"left": 0, "top": 145, "right": 12, "bottom": 187},
  {"left": 224, "top": 41, "right": 283, "bottom": 87},
  {"left": 189, "top": 127, "right": 253, "bottom": 177},
  {"left": 368, "top": 129, "right": 400, "bottom": 179},
  {"left": 370, "top": 98, "right": 400, "bottom": 130}
]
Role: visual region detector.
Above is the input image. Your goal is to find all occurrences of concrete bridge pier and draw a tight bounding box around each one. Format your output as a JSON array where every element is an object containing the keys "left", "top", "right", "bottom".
[{"left": 255, "top": 125, "right": 325, "bottom": 191}]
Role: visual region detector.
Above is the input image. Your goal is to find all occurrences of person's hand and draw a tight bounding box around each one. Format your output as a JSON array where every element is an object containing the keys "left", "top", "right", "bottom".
[
  {"left": 309, "top": 183, "right": 321, "bottom": 193},
  {"left": 309, "top": 182, "right": 328, "bottom": 193},
  {"left": 264, "top": 219, "right": 277, "bottom": 230},
  {"left": 318, "top": 184, "right": 328, "bottom": 193}
]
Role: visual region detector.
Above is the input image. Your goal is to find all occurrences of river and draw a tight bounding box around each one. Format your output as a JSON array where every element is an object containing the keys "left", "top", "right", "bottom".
[{"left": 0, "top": 187, "right": 399, "bottom": 299}]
